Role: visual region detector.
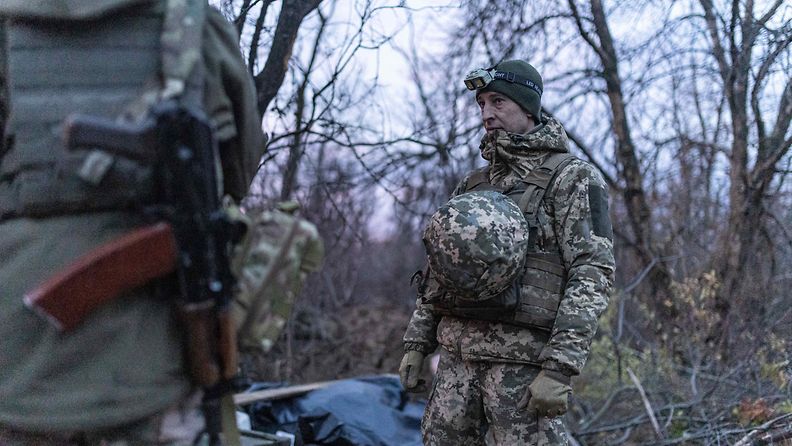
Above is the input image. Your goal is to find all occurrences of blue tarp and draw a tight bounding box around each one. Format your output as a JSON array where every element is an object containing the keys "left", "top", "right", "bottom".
[{"left": 245, "top": 375, "right": 424, "bottom": 446}]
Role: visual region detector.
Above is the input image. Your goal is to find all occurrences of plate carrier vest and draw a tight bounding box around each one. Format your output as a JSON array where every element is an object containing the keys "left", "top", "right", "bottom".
[
  {"left": 425, "top": 152, "right": 575, "bottom": 331},
  {"left": 0, "top": 0, "right": 206, "bottom": 220}
]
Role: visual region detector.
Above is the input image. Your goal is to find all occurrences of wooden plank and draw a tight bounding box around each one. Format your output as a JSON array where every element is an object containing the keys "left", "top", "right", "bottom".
[
  {"left": 233, "top": 379, "right": 340, "bottom": 406},
  {"left": 234, "top": 374, "right": 402, "bottom": 406}
]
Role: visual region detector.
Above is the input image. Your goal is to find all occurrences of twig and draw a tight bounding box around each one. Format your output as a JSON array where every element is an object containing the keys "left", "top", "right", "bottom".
[
  {"left": 577, "top": 400, "right": 700, "bottom": 436},
  {"left": 578, "top": 386, "right": 634, "bottom": 430},
  {"left": 734, "top": 413, "right": 792, "bottom": 446},
  {"left": 627, "top": 367, "right": 665, "bottom": 440}
]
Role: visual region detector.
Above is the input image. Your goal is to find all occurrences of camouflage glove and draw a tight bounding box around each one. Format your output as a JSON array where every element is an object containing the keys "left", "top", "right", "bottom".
[
  {"left": 399, "top": 350, "right": 426, "bottom": 392},
  {"left": 519, "top": 369, "right": 572, "bottom": 417}
]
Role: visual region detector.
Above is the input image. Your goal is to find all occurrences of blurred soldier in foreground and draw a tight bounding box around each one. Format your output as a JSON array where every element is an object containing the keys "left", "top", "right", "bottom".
[
  {"left": 0, "top": 0, "right": 267, "bottom": 444},
  {"left": 400, "top": 60, "right": 615, "bottom": 445}
]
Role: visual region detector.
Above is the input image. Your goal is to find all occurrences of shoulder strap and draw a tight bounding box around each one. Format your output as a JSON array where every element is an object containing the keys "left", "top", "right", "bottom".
[
  {"left": 159, "top": 0, "right": 205, "bottom": 101},
  {"left": 517, "top": 153, "right": 575, "bottom": 215},
  {"left": 516, "top": 153, "right": 576, "bottom": 250},
  {"left": 123, "top": 0, "right": 206, "bottom": 122},
  {"left": 463, "top": 167, "right": 493, "bottom": 192}
]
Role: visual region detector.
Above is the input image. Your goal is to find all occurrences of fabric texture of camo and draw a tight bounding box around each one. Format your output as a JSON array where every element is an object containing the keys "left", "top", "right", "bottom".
[
  {"left": 231, "top": 203, "right": 324, "bottom": 353},
  {"left": 404, "top": 116, "right": 615, "bottom": 376},
  {"left": 422, "top": 190, "right": 529, "bottom": 300}
]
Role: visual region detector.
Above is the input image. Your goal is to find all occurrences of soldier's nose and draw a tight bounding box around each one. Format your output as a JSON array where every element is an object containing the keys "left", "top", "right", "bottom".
[
  {"left": 481, "top": 104, "right": 495, "bottom": 120},
  {"left": 482, "top": 111, "right": 497, "bottom": 127}
]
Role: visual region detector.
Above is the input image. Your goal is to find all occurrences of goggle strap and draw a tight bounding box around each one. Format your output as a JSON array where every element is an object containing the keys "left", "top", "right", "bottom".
[{"left": 492, "top": 71, "right": 543, "bottom": 96}]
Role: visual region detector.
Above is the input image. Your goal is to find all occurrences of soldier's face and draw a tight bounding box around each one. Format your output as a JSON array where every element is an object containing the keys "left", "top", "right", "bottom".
[{"left": 477, "top": 91, "right": 535, "bottom": 135}]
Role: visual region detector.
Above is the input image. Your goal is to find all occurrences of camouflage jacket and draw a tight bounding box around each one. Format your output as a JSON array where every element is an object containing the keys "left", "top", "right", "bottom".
[{"left": 403, "top": 117, "right": 615, "bottom": 375}]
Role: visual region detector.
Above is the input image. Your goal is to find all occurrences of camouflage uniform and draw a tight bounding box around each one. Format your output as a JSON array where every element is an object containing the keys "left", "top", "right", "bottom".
[
  {"left": 404, "top": 117, "right": 615, "bottom": 445},
  {"left": 0, "top": 0, "right": 265, "bottom": 443}
]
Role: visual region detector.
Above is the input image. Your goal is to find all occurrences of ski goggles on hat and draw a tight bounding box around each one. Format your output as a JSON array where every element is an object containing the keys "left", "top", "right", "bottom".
[{"left": 463, "top": 67, "right": 543, "bottom": 96}]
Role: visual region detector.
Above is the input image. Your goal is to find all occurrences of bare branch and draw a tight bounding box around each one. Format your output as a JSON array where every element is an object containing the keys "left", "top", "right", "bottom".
[
  {"left": 253, "top": 0, "right": 323, "bottom": 115},
  {"left": 699, "top": 0, "right": 731, "bottom": 88},
  {"left": 567, "top": 0, "right": 604, "bottom": 60},
  {"left": 751, "top": 78, "right": 792, "bottom": 192},
  {"left": 627, "top": 367, "right": 665, "bottom": 440}
]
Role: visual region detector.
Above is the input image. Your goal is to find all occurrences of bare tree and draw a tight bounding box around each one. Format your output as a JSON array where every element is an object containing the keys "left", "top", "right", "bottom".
[
  {"left": 697, "top": 0, "right": 792, "bottom": 325},
  {"left": 223, "top": 0, "right": 324, "bottom": 115}
]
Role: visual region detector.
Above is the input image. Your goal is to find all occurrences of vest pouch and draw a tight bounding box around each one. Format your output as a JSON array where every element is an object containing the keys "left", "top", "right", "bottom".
[
  {"left": 513, "top": 253, "right": 566, "bottom": 331},
  {"left": 423, "top": 272, "right": 521, "bottom": 321},
  {"left": 448, "top": 279, "right": 520, "bottom": 320},
  {"left": 50, "top": 149, "right": 156, "bottom": 214}
]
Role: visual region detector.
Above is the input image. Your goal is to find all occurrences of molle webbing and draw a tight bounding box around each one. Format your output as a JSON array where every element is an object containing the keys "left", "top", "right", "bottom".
[
  {"left": 0, "top": 9, "right": 163, "bottom": 219},
  {"left": 514, "top": 252, "right": 566, "bottom": 329},
  {"left": 463, "top": 153, "right": 575, "bottom": 331},
  {"left": 0, "top": 0, "right": 207, "bottom": 220},
  {"left": 465, "top": 153, "right": 575, "bottom": 235}
]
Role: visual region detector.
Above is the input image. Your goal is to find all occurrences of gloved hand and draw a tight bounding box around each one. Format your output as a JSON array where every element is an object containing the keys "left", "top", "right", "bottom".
[
  {"left": 518, "top": 369, "right": 572, "bottom": 417},
  {"left": 399, "top": 350, "right": 426, "bottom": 392}
]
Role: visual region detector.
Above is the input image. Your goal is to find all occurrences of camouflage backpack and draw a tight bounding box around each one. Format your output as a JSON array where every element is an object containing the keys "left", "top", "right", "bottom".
[{"left": 229, "top": 202, "right": 324, "bottom": 353}]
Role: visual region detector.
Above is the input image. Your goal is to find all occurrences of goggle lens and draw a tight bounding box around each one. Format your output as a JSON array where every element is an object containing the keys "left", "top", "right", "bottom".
[
  {"left": 464, "top": 78, "right": 483, "bottom": 90},
  {"left": 463, "top": 69, "right": 493, "bottom": 91}
]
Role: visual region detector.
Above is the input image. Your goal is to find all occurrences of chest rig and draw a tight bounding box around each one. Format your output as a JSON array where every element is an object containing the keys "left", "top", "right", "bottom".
[{"left": 426, "top": 152, "right": 575, "bottom": 331}]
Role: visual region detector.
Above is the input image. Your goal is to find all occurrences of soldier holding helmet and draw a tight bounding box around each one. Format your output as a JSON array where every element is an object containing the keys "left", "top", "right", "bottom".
[{"left": 400, "top": 60, "right": 615, "bottom": 445}]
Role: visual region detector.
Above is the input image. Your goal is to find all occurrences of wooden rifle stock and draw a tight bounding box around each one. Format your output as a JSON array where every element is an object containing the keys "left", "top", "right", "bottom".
[
  {"left": 39, "top": 105, "right": 239, "bottom": 404},
  {"left": 23, "top": 221, "right": 238, "bottom": 387},
  {"left": 24, "top": 223, "right": 177, "bottom": 332},
  {"left": 181, "top": 308, "right": 239, "bottom": 387}
]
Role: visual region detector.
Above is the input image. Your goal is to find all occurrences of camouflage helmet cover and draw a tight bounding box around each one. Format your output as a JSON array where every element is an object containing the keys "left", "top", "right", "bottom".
[{"left": 423, "top": 190, "right": 529, "bottom": 300}]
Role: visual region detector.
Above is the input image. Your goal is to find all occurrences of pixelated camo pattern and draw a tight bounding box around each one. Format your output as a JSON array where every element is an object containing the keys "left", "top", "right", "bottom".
[
  {"left": 404, "top": 117, "right": 615, "bottom": 374},
  {"left": 481, "top": 117, "right": 569, "bottom": 186},
  {"left": 423, "top": 190, "right": 529, "bottom": 300},
  {"left": 422, "top": 351, "right": 568, "bottom": 445},
  {"left": 232, "top": 208, "right": 324, "bottom": 353}
]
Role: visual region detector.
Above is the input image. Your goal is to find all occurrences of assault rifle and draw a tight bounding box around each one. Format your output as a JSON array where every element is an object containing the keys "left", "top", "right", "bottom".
[{"left": 24, "top": 101, "right": 242, "bottom": 444}]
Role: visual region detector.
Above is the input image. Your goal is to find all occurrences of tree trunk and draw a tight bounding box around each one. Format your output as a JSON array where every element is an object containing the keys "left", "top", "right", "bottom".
[
  {"left": 586, "top": 0, "right": 673, "bottom": 303},
  {"left": 700, "top": 0, "right": 792, "bottom": 352},
  {"left": 253, "top": 0, "right": 322, "bottom": 115}
]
